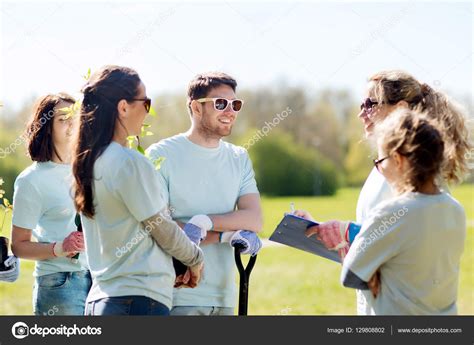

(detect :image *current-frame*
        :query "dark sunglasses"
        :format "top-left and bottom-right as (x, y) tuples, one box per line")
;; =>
(196, 98), (244, 112)
(360, 98), (383, 114)
(130, 97), (152, 113)
(373, 156), (390, 172)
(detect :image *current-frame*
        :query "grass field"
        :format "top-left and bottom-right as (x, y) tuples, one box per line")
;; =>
(1, 186), (472, 315)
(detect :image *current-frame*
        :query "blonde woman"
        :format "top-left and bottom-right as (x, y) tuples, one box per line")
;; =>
(295, 70), (470, 314)
(341, 109), (465, 314)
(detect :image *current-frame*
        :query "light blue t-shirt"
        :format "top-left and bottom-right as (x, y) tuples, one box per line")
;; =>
(81, 142), (175, 309)
(345, 191), (465, 315)
(146, 134), (259, 308)
(354, 168), (452, 314)
(12, 161), (87, 277)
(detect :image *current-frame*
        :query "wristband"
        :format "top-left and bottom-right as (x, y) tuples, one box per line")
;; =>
(347, 222), (361, 244)
(344, 223), (350, 242)
(53, 241), (65, 257)
(52, 241), (72, 258)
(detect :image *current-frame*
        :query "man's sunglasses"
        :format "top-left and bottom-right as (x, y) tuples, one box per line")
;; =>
(130, 97), (152, 113)
(196, 98), (244, 112)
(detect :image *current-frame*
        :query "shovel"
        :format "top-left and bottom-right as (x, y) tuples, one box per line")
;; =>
(234, 244), (257, 316)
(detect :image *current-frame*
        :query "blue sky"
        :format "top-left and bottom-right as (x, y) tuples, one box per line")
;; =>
(1, 1), (472, 111)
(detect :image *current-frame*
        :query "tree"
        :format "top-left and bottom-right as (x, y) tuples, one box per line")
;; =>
(343, 111), (373, 186)
(246, 130), (340, 196)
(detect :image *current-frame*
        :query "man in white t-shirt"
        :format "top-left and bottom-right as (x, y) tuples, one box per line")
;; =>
(147, 72), (263, 316)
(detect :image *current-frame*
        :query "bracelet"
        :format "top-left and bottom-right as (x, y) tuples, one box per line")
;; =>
(218, 232), (223, 243)
(344, 223), (350, 243)
(52, 242), (58, 257)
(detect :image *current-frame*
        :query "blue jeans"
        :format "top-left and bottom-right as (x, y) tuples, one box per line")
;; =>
(33, 270), (91, 316)
(170, 306), (234, 316)
(85, 296), (170, 316)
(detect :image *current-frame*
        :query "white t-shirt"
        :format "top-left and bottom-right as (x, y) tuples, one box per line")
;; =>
(81, 142), (174, 308)
(12, 161), (87, 277)
(355, 168), (393, 313)
(344, 191), (466, 315)
(356, 167), (393, 224)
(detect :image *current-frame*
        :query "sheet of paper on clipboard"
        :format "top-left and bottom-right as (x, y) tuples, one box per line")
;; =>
(269, 214), (341, 263)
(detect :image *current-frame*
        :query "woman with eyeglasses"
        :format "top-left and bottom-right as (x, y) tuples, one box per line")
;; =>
(343, 109), (465, 314)
(72, 65), (204, 315)
(11, 93), (92, 315)
(294, 70), (470, 314)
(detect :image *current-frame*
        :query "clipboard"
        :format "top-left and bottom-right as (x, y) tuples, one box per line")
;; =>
(269, 214), (341, 263)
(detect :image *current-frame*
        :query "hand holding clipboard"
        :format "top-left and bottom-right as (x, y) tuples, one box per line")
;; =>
(269, 213), (342, 263)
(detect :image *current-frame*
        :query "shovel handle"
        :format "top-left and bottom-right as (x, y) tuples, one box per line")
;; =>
(234, 244), (257, 315)
(234, 244), (257, 277)
(72, 214), (83, 262)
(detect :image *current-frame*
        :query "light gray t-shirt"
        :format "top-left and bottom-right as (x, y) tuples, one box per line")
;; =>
(82, 142), (175, 308)
(344, 191), (466, 315)
(12, 161), (87, 277)
(146, 134), (259, 308)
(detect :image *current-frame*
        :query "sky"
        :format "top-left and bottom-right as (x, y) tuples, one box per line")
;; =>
(0, 0), (472, 113)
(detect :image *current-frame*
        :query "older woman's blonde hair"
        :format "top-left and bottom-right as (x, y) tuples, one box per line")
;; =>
(369, 70), (471, 184)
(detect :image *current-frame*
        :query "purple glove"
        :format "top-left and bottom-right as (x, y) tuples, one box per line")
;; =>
(221, 230), (262, 256)
(183, 223), (202, 245)
(183, 215), (213, 245)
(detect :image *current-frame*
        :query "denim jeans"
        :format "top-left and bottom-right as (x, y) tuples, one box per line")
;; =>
(170, 306), (234, 316)
(33, 270), (92, 316)
(85, 296), (170, 316)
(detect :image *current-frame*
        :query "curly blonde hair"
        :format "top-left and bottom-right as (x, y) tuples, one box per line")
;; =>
(369, 70), (471, 184)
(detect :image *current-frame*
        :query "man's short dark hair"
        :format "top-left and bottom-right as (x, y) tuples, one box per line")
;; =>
(187, 72), (237, 115)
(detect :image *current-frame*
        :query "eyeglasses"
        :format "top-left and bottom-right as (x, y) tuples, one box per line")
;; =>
(360, 98), (383, 116)
(196, 98), (244, 112)
(373, 156), (390, 172)
(130, 97), (151, 113)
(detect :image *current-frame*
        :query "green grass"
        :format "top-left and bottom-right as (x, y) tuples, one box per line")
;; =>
(247, 245), (357, 315)
(1, 186), (473, 315)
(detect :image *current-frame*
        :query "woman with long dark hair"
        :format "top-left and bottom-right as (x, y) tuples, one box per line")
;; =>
(72, 65), (204, 315)
(11, 93), (91, 315)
